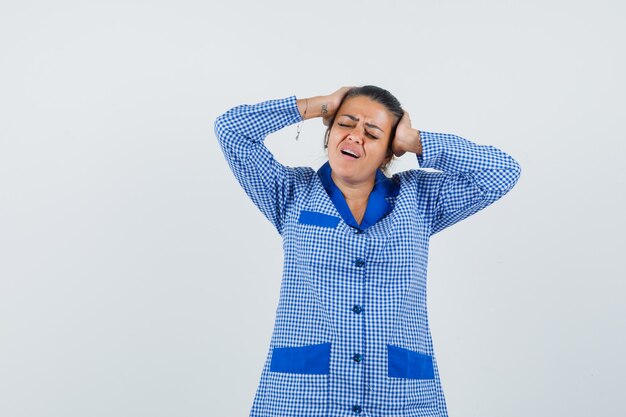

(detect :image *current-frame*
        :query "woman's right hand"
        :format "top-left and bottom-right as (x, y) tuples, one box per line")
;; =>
(297, 87), (354, 123)
(321, 87), (353, 126)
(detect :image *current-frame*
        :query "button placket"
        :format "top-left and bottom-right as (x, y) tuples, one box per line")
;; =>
(349, 226), (367, 416)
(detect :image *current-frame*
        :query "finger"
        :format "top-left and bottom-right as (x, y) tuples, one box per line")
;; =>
(391, 141), (404, 157)
(399, 111), (412, 127)
(335, 86), (355, 99)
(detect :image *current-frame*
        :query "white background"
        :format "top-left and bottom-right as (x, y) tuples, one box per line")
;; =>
(1, 1), (624, 416)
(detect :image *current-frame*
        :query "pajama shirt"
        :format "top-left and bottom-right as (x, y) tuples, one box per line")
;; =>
(214, 96), (521, 417)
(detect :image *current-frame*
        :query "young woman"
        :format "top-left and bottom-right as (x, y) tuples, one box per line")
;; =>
(214, 86), (521, 417)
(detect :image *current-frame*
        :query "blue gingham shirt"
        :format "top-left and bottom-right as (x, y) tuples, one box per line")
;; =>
(214, 96), (521, 417)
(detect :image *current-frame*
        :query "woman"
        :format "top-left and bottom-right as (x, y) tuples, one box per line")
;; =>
(214, 86), (521, 417)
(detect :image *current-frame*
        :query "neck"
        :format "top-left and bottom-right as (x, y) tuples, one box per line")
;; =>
(331, 172), (375, 204)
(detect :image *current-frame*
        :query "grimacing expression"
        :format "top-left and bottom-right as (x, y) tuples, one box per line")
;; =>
(327, 95), (396, 185)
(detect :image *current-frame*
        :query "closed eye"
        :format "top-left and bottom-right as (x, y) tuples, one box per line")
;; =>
(337, 123), (378, 139)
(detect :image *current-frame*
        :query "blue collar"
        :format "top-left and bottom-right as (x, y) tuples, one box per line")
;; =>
(316, 161), (399, 231)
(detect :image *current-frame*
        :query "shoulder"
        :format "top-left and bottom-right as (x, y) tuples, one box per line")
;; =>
(287, 165), (317, 182)
(391, 169), (448, 224)
(394, 168), (446, 189)
(393, 169), (449, 210)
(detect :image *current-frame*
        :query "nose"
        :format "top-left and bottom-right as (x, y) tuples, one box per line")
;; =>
(347, 127), (363, 144)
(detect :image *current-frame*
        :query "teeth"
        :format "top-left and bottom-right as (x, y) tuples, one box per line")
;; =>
(341, 149), (359, 158)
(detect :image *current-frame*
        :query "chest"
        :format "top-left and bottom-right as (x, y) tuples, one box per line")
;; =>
(282, 182), (430, 270)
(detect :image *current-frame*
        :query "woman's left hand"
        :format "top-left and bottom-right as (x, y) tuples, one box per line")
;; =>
(392, 111), (422, 157)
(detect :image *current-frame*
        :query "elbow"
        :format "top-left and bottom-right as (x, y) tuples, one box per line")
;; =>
(509, 157), (522, 189)
(494, 157), (521, 196)
(476, 157), (522, 195)
(214, 112), (238, 151)
(213, 113), (228, 141)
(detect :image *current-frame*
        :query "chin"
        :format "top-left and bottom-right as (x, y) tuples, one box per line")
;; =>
(332, 165), (370, 185)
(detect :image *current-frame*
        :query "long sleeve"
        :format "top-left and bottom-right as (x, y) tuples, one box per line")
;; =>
(214, 96), (304, 235)
(416, 131), (521, 236)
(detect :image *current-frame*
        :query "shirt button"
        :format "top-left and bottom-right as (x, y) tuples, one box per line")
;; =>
(354, 258), (365, 267)
(352, 405), (362, 413)
(352, 305), (363, 314)
(352, 353), (363, 362)
(355, 229), (364, 234)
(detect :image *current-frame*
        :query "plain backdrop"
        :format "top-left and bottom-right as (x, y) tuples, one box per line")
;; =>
(1, 1), (625, 416)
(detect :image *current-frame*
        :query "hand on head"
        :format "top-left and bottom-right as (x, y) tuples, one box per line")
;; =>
(299, 86), (421, 158)
(322, 87), (354, 126)
(392, 111), (422, 157)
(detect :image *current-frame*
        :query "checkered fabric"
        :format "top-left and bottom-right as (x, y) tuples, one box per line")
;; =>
(214, 96), (521, 417)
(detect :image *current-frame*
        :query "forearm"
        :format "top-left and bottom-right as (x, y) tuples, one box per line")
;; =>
(296, 96), (331, 120)
(418, 131), (521, 192)
(401, 128), (423, 156)
(215, 96), (301, 152)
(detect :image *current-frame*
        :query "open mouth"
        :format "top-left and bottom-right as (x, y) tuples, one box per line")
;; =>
(340, 149), (360, 159)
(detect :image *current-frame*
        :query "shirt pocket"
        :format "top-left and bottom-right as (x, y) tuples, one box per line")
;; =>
(264, 342), (330, 416)
(270, 342), (331, 374)
(294, 211), (345, 268)
(378, 344), (438, 411)
(298, 210), (340, 228)
(387, 344), (435, 379)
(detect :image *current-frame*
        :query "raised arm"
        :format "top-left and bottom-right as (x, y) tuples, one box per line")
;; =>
(214, 88), (352, 235)
(214, 96), (302, 235)
(393, 112), (522, 236)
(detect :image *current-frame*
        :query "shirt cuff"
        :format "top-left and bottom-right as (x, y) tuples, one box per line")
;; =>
(415, 131), (444, 169)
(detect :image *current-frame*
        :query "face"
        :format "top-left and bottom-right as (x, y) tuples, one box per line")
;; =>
(327, 95), (395, 186)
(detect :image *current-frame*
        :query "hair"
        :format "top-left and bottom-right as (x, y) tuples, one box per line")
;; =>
(324, 85), (404, 173)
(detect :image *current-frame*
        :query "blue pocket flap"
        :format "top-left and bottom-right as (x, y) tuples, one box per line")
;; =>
(270, 342), (331, 374)
(298, 211), (340, 228)
(387, 344), (435, 379)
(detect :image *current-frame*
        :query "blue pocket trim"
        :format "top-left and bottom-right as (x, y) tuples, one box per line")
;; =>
(387, 344), (435, 379)
(298, 211), (340, 228)
(270, 342), (331, 374)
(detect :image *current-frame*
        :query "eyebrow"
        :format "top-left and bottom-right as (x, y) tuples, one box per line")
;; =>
(339, 114), (385, 133)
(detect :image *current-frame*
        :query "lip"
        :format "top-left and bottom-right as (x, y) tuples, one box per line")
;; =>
(339, 143), (362, 159)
